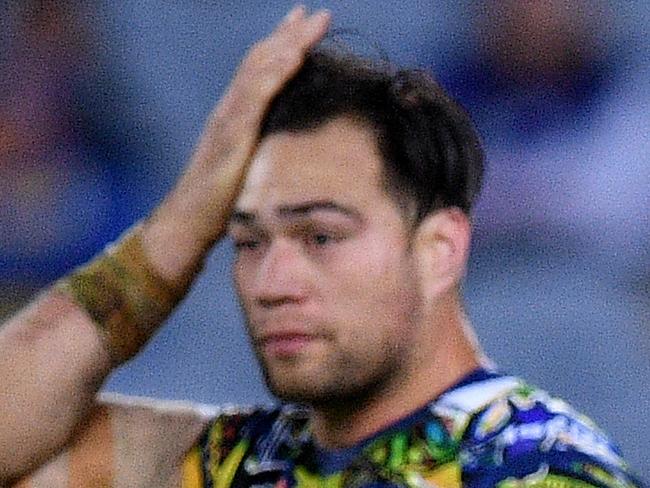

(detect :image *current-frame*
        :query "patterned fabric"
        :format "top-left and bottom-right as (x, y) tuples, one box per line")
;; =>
(183, 374), (644, 488)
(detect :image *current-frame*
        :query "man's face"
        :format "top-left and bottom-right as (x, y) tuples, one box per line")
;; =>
(230, 116), (423, 406)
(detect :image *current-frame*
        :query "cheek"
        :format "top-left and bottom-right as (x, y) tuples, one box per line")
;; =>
(332, 234), (410, 295)
(325, 234), (418, 327)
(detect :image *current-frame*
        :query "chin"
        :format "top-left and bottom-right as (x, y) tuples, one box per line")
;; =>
(263, 369), (385, 409)
(257, 348), (403, 407)
(264, 370), (318, 403)
(269, 384), (347, 408)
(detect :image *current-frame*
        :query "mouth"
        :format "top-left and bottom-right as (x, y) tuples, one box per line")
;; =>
(257, 331), (322, 358)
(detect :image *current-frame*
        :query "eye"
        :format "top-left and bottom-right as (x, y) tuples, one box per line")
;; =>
(306, 231), (341, 248)
(313, 233), (330, 245)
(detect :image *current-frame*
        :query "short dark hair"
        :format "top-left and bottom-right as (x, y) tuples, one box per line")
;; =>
(261, 47), (484, 221)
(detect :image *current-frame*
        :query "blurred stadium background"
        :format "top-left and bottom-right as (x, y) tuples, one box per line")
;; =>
(1, 0), (648, 476)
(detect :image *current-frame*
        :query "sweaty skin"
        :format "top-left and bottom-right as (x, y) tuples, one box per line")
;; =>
(0, 7), (331, 486)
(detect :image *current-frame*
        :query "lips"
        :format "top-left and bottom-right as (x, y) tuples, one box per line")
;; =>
(250, 311), (332, 357)
(258, 331), (319, 357)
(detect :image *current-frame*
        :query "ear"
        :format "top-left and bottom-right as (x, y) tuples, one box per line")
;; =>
(411, 207), (471, 301)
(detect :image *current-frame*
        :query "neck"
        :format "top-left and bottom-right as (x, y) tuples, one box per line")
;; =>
(310, 294), (484, 449)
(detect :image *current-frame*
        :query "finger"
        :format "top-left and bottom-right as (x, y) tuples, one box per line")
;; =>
(300, 9), (331, 48)
(245, 7), (327, 65)
(274, 9), (330, 52)
(214, 8), (331, 125)
(255, 10), (330, 91)
(276, 4), (307, 33)
(240, 8), (330, 85)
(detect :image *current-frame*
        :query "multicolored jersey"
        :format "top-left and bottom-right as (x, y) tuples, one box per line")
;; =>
(181, 371), (644, 487)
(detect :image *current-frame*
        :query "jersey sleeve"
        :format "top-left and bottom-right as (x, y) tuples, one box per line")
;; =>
(460, 386), (644, 488)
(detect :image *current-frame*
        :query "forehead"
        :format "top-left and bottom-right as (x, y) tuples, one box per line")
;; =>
(236, 117), (389, 216)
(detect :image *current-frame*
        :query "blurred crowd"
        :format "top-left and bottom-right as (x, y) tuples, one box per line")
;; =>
(0, 1), (165, 314)
(1, 0), (648, 474)
(434, 0), (649, 282)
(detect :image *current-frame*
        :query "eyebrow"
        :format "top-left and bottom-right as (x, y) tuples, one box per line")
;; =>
(229, 200), (362, 225)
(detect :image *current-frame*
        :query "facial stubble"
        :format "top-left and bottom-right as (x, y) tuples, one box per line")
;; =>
(244, 288), (423, 410)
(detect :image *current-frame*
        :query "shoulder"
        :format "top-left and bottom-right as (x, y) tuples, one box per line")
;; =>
(194, 403), (275, 457)
(12, 393), (221, 488)
(99, 392), (216, 468)
(94, 393), (219, 487)
(186, 404), (305, 488)
(440, 377), (643, 487)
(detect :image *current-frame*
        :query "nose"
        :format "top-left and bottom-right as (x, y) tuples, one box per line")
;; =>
(252, 238), (310, 308)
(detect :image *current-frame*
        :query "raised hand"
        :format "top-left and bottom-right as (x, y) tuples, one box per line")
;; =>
(144, 6), (331, 285)
(0, 7), (331, 484)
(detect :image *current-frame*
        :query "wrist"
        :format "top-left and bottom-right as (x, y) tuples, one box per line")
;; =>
(56, 222), (195, 364)
(142, 193), (221, 286)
